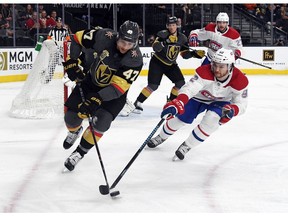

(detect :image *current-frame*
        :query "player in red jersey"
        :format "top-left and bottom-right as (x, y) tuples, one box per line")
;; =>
(189, 12), (243, 65)
(147, 48), (249, 160)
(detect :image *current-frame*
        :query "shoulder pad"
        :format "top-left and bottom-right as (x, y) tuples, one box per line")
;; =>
(196, 65), (214, 81)
(178, 33), (188, 43)
(121, 46), (143, 68)
(157, 30), (169, 39)
(228, 67), (249, 90)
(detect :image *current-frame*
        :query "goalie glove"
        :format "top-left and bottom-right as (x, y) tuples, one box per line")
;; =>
(219, 104), (237, 125)
(78, 93), (102, 117)
(63, 59), (86, 81)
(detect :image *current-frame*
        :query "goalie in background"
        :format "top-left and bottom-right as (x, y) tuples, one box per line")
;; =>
(147, 48), (249, 161)
(120, 16), (205, 116)
(62, 20), (143, 171)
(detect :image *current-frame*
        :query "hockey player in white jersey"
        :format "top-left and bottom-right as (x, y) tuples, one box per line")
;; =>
(189, 12), (243, 65)
(147, 48), (249, 160)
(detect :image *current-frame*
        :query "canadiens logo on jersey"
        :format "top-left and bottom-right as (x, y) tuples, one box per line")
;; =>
(166, 45), (180, 61)
(200, 90), (225, 101)
(208, 40), (222, 52)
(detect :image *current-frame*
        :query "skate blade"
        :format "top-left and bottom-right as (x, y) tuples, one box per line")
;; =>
(172, 155), (179, 161)
(132, 109), (142, 114)
(61, 167), (71, 173)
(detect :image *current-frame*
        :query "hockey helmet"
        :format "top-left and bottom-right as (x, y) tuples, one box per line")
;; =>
(212, 48), (235, 65)
(118, 20), (139, 44)
(216, 12), (229, 24)
(212, 48), (235, 74)
(167, 16), (178, 25)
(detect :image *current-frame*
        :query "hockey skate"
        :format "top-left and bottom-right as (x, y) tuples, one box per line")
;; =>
(63, 126), (83, 149)
(119, 99), (135, 117)
(147, 135), (166, 148)
(64, 151), (83, 171)
(173, 142), (191, 161)
(133, 100), (143, 114)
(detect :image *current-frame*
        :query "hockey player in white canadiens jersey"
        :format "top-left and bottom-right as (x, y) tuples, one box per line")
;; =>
(147, 48), (249, 160)
(189, 12), (243, 65)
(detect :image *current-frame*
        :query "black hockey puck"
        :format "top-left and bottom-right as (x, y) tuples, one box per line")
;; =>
(99, 185), (109, 195)
(110, 190), (120, 197)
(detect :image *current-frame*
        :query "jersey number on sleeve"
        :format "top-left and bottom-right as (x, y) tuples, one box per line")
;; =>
(123, 69), (140, 82)
(83, 29), (96, 41)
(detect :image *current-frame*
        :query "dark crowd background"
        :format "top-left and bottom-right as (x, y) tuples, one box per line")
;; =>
(0, 3), (287, 47)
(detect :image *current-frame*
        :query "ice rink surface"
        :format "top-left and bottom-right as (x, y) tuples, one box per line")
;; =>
(0, 75), (288, 213)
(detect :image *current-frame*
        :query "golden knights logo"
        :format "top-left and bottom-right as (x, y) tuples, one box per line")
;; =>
(166, 45), (180, 61)
(94, 50), (114, 87)
(95, 64), (113, 86)
(0, 52), (8, 70)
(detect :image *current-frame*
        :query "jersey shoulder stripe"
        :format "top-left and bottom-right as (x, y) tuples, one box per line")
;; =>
(226, 67), (249, 90)
(223, 27), (241, 40)
(205, 23), (216, 32)
(196, 65), (214, 81)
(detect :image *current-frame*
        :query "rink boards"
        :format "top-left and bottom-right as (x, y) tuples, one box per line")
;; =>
(0, 46), (287, 83)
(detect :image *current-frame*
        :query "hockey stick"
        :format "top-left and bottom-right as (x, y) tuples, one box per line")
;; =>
(77, 83), (117, 196)
(237, 56), (272, 69)
(108, 118), (165, 195)
(182, 43), (272, 69)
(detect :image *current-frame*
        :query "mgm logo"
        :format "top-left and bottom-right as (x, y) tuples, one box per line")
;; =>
(0, 52), (8, 70)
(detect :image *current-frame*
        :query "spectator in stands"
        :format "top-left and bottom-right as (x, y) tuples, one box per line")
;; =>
(264, 4), (282, 35)
(46, 10), (57, 29)
(1, 4), (13, 26)
(25, 11), (40, 37)
(255, 4), (266, 20)
(274, 35), (286, 46)
(25, 4), (34, 18)
(244, 4), (257, 15)
(146, 34), (155, 46)
(39, 10), (48, 33)
(180, 4), (193, 26)
(280, 4), (288, 20)
(0, 13), (9, 29)
(37, 4), (45, 15)
(275, 13), (288, 33)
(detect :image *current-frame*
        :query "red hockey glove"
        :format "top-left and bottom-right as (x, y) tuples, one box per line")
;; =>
(219, 104), (237, 124)
(161, 94), (189, 118)
(63, 59), (85, 81)
(234, 49), (241, 60)
(189, 34), (199, 47)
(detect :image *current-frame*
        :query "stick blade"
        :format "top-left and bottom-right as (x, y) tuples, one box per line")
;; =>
(99, 185), (110, 195)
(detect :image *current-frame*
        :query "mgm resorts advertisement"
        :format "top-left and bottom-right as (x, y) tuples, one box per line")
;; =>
(1, 46), (288, 82)
(0, 49), (36, 73)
